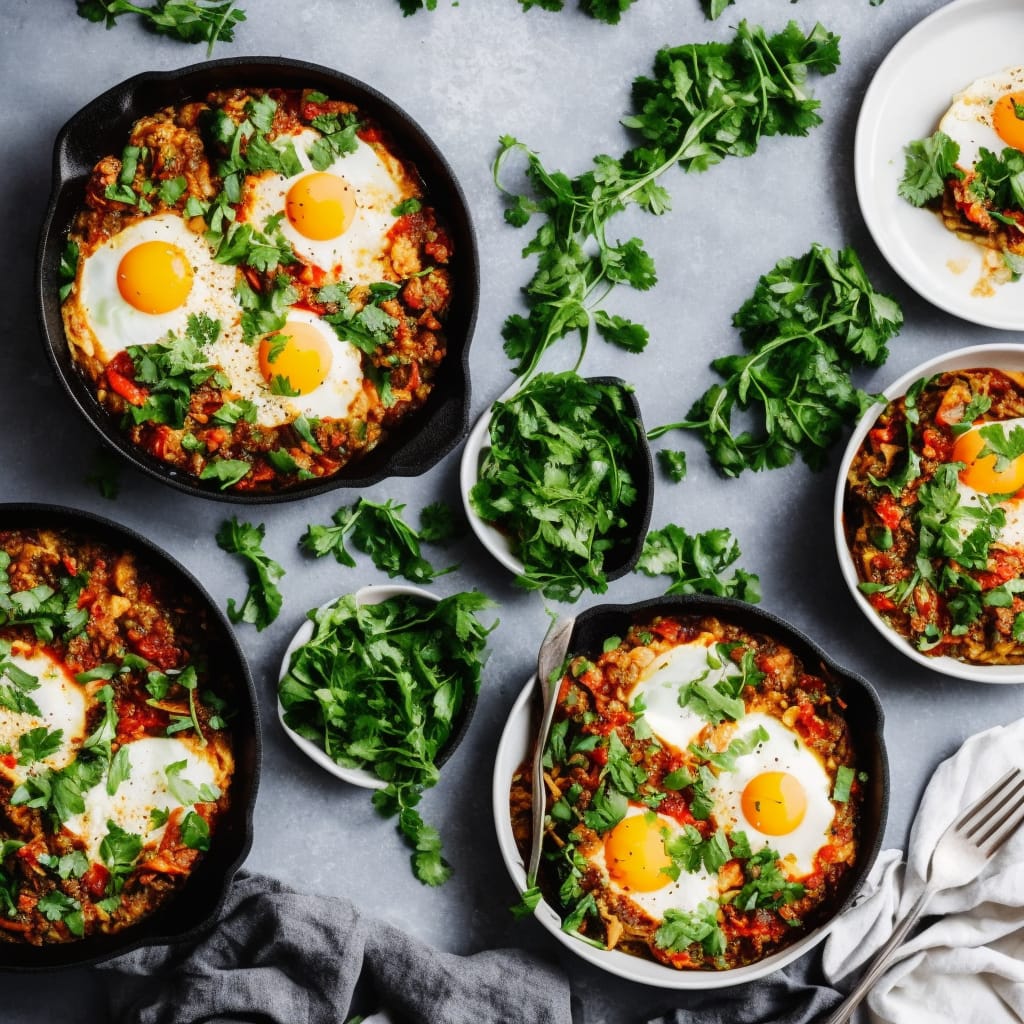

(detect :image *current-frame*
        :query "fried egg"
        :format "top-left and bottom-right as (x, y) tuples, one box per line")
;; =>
(64, 735), (224, 860)
(242, 128), (412, 284)
(709, 713), (835, 879)
(939, 66), (1024, 168)
(207, 307), (364, 427)
(629, 633), (739, 750)
(583, 804), (720, 919)
(0, 645), (87, 783)
(952, 416), (1024, 550)
(71, 213), (240, 364)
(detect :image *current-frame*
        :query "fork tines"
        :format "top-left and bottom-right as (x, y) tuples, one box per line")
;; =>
(958, 766), (1024, 856)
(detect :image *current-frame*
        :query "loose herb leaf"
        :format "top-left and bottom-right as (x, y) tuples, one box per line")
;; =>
(898, 131), (963, 207)
(653, 244), (902, 476)
(215, 518), (285, 630)
(75, 0), (246, 55)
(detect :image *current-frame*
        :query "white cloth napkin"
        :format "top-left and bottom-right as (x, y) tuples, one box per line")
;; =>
(822, 718), (1024, 1024)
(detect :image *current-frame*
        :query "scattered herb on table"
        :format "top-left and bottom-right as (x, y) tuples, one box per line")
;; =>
(635, 524), (761, 602)
(469, 372), (645, 603)
(301, 498), (456, 583)
(215, 518), (285, 630)
(278, 590), (497, 885)
(518, 0), (640, 23)
(85, 447), (122, 500)
(650, 244), (903, 477)
(75, 0), (246, 54)
(701, 0), (734, 18)
(494, 20), (841, 378)
(657, 449), (687, 483)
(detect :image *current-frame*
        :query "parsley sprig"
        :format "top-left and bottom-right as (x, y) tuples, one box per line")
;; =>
(215, 518), (285, 631)
(278, 591), (496, 885)
(76, 0), (245, 55)
(495, 21), (841, 377)
(652, 244), (903, 475)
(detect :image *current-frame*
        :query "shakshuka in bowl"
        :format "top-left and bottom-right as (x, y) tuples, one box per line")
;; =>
(492, 596), (888, 988)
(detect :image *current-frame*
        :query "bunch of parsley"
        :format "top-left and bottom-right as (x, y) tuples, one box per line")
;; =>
(469, 373), (644, 603)
(278, 590), (496, 885)
(652, 244), (903, 476)
(494, 20), (841, 377)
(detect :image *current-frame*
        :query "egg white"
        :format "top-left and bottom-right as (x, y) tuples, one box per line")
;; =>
(0, 646), (87, 784)
(709, 713), (835, 879)
(243, 128), (409, 285)
(629, 633), (738, 751)
(939, 65), (1024, 168)
(207, 307), (364, 428)
(64, 735), (221, 861)
(583, 804), (720, 920)
(73, 213), (241, 364)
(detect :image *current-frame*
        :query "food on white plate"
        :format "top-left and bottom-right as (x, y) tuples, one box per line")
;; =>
(0, 526), (236, 945)
(509, 615), (863, 970)
(842, 366), (1024, 665)
(898, 66), (1024, 284)
(60, 87), (454, 494)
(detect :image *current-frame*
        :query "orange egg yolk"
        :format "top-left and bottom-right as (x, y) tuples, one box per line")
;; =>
(741, 772), (807, 836)
(604, 814), (673, 892)
(952, 427), (1024, 494)
(285, 172), (357, 241)
(993, 92), (1024, 153)
(116, 240), (193, 314)
(258, 321), (333, 395)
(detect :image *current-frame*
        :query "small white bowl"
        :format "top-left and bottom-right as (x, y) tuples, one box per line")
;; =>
(492, 679), (845, 989)
(834, 343), (1024, 684)
(276, 583), (438, 788)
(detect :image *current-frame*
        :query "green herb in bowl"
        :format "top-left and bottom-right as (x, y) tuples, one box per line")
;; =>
(463, 372), (653, 603)
(277, 585), (496, 885)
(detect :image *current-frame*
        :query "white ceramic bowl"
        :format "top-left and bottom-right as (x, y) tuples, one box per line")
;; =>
(834, 343), (1024, 684)
(277, 583), (439, 788)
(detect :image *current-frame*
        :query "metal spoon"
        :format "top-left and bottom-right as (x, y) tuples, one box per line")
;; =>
(526, 616), (576, 885)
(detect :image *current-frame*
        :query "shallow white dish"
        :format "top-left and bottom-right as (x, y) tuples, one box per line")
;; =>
(459, 401), (525, 578)
(276, 583), (438, 788)
(492, 679), (843, 989)
(854, 0), (1024, 329)
(834, 343), (1024, 684)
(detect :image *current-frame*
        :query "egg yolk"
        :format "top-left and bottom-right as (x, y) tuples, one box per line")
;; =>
(952, 426), (1024, 494)
(741, 772), (807, 836)
(116, 240), (193, 314)
(285, 172), (357, 241)
(604, 814), (673, 892)
(993, 92), (1024, 153)
(258, 321), (333, 395)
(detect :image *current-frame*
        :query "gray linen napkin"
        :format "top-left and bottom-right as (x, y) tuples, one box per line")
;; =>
(99, 872), (574, 1024)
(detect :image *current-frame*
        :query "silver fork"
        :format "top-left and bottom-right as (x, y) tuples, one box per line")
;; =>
(822, 766), (1024, 1024)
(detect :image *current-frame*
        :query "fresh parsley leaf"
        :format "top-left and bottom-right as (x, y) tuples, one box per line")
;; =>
(657, 449), (687, 483)
(898, 131), (963, 207)
(301, 498), (456, 583)
(418, 501), (464, 545)
(85, 446), (122, 500)
(833, 764), (856, 803)
(653, 244), (902, 475)
(180, 809), (211, 851)
(99, 821), (143, 895)
(636, 524), (760, 602)
(215, 518), (284, 629)
(36, 890), (85, 937)
(16, 727), (64, 767)
(200, 458), (251, 490)
(76, 1), (246, 54)
(654, 902), (725, 957)
(701, 0), (734, 18)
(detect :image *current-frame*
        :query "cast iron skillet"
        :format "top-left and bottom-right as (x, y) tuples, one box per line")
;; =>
(36, 57), (479, 504)
(0, 503), (260, 970)
(568, 595), (889, 926)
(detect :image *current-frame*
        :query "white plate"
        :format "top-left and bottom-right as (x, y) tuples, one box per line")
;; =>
(491, 679), (840, 990)
(854, 0), (1024, 329)
(834, 343), (1024, 683)
(276, 583), (439, 788)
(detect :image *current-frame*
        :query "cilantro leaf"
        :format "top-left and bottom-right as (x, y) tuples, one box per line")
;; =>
(654, 902), (725, 957)
(75, 0), (246, 55)
(898, 131), (963, 207)
(215, 518), (285, 630)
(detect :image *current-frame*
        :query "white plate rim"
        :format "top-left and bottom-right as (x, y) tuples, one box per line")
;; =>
(834, 343), (1024, 684)
(854, 0), (1024, 330)
(491, 678), (838, 990)
(276, 583), (439, 788)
